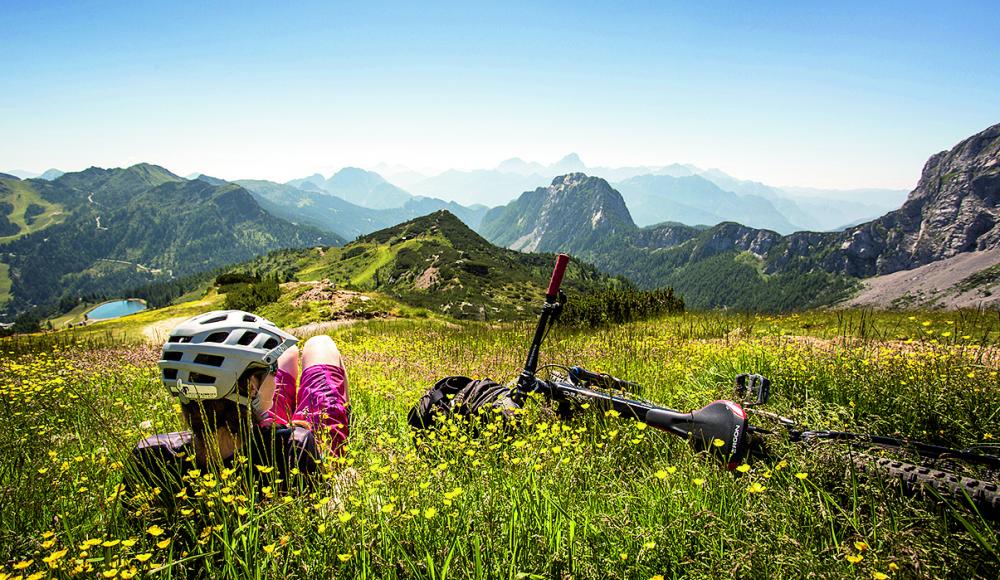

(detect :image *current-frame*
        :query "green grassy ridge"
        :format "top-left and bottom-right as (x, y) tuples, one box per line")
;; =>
(0, 178), (66, 243)
(233, 211), (623, 321)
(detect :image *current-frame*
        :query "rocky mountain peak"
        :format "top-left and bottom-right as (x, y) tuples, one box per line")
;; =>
(550, 172), (589, 189)
(479, 174), (635, 253)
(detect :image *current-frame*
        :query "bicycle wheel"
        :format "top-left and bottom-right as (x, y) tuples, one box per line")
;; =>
(853, 453), (1000, 517)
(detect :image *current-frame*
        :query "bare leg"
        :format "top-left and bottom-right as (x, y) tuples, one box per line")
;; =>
(301, 335), (348, 403)
(278, 344), (300, 378)
(270, 345), (300, 422)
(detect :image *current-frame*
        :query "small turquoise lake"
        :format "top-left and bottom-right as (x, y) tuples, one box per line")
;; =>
(86, 299), (147, 320)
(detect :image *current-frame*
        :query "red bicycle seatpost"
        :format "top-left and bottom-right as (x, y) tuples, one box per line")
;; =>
(517, 254), (571, 394)
(546, 254), (570, 302)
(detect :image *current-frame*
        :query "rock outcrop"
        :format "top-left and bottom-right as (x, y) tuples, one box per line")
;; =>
(797, 123), (1000, 277)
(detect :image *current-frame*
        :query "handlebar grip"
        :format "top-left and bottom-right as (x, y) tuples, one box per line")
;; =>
(546, 254), (570, 298)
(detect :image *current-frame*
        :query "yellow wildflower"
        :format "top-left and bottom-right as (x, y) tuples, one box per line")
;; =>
(146, 525), (164, 537)
(42, 547), (68, 567)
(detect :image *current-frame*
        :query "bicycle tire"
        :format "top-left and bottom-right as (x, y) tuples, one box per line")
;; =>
(854, 454), (1000, 517)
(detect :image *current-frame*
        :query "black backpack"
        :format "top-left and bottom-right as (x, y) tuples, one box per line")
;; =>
(408, 376), (521, 430)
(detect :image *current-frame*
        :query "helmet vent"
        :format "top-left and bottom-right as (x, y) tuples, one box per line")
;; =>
(162, 369), (178, 380)
(189, 372), (216, 384)
(163, 351), (183, 361)
(193, 354), (225, 367)
(236, 331), (258, 346)
(205, 331), (229, 343)
(263, 337), (279, 350)
(243, 314), (257, 322)
(202, 314), (228, 324)
(168, 335), (192, 343)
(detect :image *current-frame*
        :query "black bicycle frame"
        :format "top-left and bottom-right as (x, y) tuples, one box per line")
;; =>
(525, 376), (691, 438)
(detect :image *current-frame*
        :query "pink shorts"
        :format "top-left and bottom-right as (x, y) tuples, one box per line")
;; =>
(267, 364), (349, 454)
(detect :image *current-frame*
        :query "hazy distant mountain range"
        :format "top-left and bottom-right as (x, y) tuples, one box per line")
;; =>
(6, 169), (64, 181)
(365, 154), (907, 233)
(287, 167), (414, 210)
(9, 155), (909, 236)
(0, 145), (934, 321)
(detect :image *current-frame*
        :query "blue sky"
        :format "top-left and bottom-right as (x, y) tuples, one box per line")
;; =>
(2, 1), (997, 189)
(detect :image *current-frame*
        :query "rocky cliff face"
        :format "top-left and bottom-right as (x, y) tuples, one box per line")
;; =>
(772, 123), (1000, 277)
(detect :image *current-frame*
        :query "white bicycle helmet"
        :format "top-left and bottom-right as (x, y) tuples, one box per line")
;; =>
(158, 310), (298, 409)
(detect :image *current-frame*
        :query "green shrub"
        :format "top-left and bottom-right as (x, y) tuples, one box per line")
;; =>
(560, 287), (684, 327)
(223, 277), (281, 312)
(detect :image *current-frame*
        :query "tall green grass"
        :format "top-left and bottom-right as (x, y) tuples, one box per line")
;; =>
(1, 311), (998, 578)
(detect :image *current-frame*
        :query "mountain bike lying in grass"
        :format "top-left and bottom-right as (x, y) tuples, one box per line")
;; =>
(412, 253), (1000, 518)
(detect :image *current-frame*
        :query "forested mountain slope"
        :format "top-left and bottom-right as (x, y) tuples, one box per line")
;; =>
(0, 164), (336, 317)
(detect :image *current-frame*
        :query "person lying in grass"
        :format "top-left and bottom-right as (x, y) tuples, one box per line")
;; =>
(130, 310), (349, 489)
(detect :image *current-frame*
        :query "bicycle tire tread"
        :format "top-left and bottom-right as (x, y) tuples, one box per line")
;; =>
(854, 454), (1000, 515)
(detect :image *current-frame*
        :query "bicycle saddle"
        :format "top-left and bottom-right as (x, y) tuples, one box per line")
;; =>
(645, 400), (749, 465)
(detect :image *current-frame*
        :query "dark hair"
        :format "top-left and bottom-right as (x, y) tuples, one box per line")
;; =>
(181, 366), (268, 461)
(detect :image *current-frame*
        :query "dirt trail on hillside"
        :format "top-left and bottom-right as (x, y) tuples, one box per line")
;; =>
(288, 319), (362, 337)
(142, 316), (190, 343)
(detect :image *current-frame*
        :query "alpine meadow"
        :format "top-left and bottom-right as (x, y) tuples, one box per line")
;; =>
(2, 2), (1000, 579)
